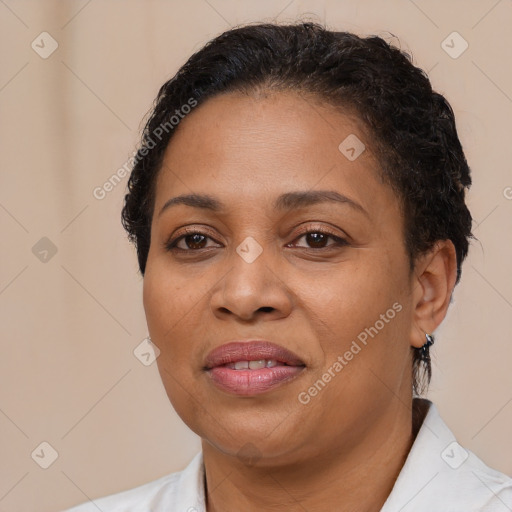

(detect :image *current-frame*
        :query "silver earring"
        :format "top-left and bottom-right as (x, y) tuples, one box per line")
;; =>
(420, 333), (434, 361)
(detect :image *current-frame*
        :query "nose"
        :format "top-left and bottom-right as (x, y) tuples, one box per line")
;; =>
(209, 244), (293, 322)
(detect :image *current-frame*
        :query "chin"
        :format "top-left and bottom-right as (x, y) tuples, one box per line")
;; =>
(202, 432), (307, 468)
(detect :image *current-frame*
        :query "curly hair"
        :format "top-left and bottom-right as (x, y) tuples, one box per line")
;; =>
(121, 22), (474, 396)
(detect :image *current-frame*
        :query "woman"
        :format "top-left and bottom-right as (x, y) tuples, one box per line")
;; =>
(65, 22), (512, 511)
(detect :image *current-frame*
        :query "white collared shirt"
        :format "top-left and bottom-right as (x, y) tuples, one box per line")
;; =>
(64, 400), (512, 511)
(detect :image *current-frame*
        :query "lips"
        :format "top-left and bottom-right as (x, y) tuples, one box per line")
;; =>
(204, 340), (306, 396)
(204, 340), (305, 369)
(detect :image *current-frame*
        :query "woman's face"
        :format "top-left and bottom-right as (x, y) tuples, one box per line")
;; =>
(143, 90), (419, 465)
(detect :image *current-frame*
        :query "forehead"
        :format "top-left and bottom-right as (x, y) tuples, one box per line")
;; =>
(154, 90), (395, 218)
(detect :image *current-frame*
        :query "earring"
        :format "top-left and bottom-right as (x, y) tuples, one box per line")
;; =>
(421, 333), (434, 361)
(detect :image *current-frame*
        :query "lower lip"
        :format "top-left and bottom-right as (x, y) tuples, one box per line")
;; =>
(206, 365), (305, 396)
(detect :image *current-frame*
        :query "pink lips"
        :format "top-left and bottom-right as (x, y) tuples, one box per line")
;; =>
(204, 340), (306, 396)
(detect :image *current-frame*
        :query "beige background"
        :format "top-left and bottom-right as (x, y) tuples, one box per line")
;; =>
(1, 1), (511, 511)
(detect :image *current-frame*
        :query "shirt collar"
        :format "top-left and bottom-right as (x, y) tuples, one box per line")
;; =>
(380, 397), (450, 511)
(174, 398), (510, 511)
(174, 450), (206, 511)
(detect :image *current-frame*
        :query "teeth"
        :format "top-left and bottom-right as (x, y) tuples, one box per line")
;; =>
(227, 360), (280, 370)
(248, 359), (266, 370)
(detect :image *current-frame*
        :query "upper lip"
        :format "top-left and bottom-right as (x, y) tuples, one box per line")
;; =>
(204, 340), (305, 369)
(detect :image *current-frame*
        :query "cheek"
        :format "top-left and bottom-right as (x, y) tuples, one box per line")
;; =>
(144, 272), (215, 438)
(310, 262), (397, 332)
(304, 252), (410, 375)
(143, 267), (205, 411)
(143, 258), (214, 372)
(143, 262), (189, 356)
(143, 252), (194, 326)
(143, 270), (176, 335)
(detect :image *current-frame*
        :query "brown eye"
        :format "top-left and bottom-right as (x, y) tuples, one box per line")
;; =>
(291, 229), (348, 250)
(181, 233), (208, 250)
(165, 228), (348, 253)
(165, 231), (219, 252)
(304, 232), (329, 248)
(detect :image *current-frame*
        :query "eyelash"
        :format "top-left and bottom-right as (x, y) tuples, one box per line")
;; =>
(164, 226), (348, 253)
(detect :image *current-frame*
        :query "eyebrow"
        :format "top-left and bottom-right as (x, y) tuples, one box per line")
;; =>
(158, 190), (369, 218)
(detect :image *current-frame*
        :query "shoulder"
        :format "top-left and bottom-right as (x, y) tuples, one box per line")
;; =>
(63, 472), (180, 512)
(62, 452), (205, 512)
(382, 399), (512, 512)
(430, 442), (512, 511)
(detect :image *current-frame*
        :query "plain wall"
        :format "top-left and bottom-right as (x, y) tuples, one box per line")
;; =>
(0, 1), (511, 511)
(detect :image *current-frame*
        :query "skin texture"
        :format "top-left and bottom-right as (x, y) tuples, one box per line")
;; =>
(143, 90), (457, 512)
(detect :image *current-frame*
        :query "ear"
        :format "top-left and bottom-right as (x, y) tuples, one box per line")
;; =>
(410, 240), (458, 349)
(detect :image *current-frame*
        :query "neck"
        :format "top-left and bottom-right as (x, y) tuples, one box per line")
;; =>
(202, 398), (426, 512)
